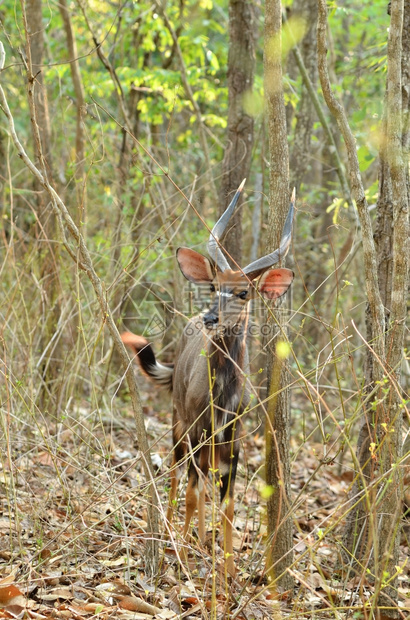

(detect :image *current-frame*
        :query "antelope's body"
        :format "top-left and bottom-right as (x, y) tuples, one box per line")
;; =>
(173, 316), (250, 448)
(173, 316), (249, 560)
(122, 181), (295, 575)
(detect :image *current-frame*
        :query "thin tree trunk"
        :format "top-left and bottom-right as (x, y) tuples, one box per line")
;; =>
(374, 0), (409, 612)
(24, 0), (62, 412)
(289, 0), (318, 193)
(263, 0), (293, 592)
(218, 0), (256, 265)
(307, 142), (340, 352)
(58, 0), (87, 227)
(25, 0), (53, 181)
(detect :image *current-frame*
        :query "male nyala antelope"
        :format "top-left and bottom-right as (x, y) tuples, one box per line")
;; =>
(122, 180), (295, 575)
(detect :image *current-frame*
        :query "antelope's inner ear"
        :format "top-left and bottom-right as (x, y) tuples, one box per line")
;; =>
(176, 247), (215, 283)
(258, 268), (294, 300)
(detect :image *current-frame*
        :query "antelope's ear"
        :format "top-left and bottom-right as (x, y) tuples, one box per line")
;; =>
(258, 268), (294, 300)
(176, 247), (215, 283)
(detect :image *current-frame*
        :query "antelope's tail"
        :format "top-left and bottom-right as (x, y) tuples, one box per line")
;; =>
(121, 332), (174, 391)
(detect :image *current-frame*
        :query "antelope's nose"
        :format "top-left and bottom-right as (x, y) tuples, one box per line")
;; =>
(203, 313), (218, 328)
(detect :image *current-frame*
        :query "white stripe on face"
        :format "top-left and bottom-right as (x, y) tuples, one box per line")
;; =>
(216, 291), (233, 298)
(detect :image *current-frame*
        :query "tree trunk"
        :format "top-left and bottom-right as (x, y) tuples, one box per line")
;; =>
(218, 0), (256, 265)
(263, 0), (294, 593)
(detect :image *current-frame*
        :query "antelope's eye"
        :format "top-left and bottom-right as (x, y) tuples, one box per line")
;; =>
(237, 290), (248, 300)
(210, 284), (215, 293)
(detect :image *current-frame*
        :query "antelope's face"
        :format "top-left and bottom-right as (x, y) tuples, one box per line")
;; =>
(176, 180), (295, 336)
(176, 248), (294, 334)
(203, 270), (252, 331)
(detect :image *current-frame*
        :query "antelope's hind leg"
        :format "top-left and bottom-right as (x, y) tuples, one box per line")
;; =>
(219, 442), (240, 576)
(166, 421), (186, 528)
(182, 447), (209, 544)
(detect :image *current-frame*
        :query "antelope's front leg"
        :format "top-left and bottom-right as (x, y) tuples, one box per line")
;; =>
(166, 449), (184, 528)
(197, 445), (210, 543)
(183, 459), (199, 540)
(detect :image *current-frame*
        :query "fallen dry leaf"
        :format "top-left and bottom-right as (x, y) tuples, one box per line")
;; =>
(0, 585), (23, 605)
(156, 610), (179, 619)
(118, 595), (160, 614)
(37, 587), (74, 602)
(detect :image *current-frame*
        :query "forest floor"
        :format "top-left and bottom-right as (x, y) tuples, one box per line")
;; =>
(0, 387), (409, 620)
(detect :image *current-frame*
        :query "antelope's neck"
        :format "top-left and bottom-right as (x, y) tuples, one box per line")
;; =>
(209, 327), (247, 375)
